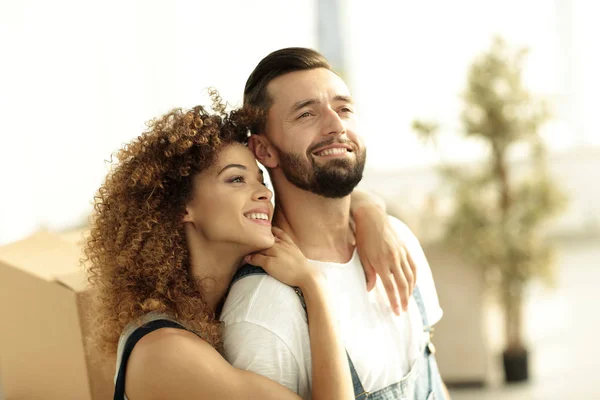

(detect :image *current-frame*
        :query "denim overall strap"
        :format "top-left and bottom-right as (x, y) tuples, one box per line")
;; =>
(230, 264), (308, 310)
(413, 286), (447, 400)
(412, 286), (429, 329)
(345, 286), (446, 400)
(114, 318), (192, 400)
(229, 263), (366, 398)
(413, 286), (437, 356)
(348, 354), (369, 399)
(412, 286), (435, 390)
(231, 263), (267, 284)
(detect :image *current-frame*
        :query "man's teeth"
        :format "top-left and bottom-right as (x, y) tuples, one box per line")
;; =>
(245, 213), (269, 220)
(316, 148), (348, 156)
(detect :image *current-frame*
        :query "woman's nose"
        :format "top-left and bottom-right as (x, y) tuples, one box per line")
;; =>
(254, 184), (273, 202)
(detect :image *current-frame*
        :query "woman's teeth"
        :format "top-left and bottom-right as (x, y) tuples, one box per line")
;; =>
(245, 213), (269, 220)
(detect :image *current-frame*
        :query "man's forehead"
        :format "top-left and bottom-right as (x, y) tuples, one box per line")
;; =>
(267, 68), (351, 106)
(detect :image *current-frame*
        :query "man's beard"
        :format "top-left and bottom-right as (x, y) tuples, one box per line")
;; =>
(276, 144), (366, 199)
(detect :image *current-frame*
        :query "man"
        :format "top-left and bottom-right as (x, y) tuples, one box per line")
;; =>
(220, 48), (449, 400)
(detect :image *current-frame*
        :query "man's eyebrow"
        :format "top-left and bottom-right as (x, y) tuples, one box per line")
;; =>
(291, 98), (320, 113)
(217, 164), (247, 175)
(291, 95), (354, 113)
(333, 95), (354, 104)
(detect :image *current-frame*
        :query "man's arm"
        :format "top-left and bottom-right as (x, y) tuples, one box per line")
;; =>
(350, 189), (387, 211)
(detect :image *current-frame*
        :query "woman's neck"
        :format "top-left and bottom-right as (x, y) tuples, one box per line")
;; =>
(185, 226), (246, 314)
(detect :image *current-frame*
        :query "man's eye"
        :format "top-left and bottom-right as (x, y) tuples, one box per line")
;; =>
(340, 107), (353, 113)
(298, 111), (312, 119)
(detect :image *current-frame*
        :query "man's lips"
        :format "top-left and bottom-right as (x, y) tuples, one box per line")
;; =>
(312, 144), (353, 156)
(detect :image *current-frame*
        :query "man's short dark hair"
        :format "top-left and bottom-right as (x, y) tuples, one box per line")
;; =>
(244, 47), (332, 113)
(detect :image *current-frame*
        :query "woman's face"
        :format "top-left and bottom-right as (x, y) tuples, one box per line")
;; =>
(184, 143), (275, 252)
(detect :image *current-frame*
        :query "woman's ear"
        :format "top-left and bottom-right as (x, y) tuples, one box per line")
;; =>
(248, 135), (278, 169)
(182, 206), (194, 223)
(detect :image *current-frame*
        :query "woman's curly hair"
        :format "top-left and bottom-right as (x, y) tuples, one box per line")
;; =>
(84, 92), (261, 356)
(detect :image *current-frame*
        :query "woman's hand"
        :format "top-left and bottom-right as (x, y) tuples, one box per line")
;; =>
(244, 227), (320, 289)
(351, 192), (417, 316)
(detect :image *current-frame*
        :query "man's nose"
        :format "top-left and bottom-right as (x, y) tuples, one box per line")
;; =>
(322, 107), (346, 136)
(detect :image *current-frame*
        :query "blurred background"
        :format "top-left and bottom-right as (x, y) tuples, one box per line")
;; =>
(0, 1), (598, 399)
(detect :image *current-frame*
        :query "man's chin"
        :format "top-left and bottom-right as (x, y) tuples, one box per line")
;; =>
(314, 154), (354, 164)
(313, 173), (363, 198)
(316, 160), (355, 174)
(317, 166), (359, 181)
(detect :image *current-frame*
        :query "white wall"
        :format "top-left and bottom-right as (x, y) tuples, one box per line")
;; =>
(2, 1), (598, 245)
(0, 0), (316, 245)
(345, 0), (600, 170)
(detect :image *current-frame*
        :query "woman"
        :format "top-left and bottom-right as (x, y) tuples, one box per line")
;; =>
(86, 97), (412, 400)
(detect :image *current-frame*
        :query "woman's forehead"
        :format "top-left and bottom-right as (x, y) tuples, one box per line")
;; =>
(217, 143), (255, 164)
(207, 143), (260, 176)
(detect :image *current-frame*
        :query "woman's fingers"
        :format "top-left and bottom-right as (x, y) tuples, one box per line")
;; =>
(244, 253), (272, 269)
(392, 261), (410, 312)
(271, 226), (293, 244)
(364, 262), (377, 292)
(399, 248), (414, 299)
(379, 268), (401, 316)
(406, 249), (417, 290)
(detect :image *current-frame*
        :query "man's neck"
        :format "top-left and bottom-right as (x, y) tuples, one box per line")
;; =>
(272, 179), (355, 263)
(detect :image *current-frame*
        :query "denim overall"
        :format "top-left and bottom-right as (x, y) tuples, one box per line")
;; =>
(230, 264), (447, 400)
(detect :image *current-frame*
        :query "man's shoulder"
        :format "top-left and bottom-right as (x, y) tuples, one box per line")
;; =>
(386, 216), (444, 325)
(386, 215), (419, 242)
(220, 272), (307, 327)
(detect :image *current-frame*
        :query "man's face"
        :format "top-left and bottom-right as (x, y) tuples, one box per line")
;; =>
(264, 68), (366, 198)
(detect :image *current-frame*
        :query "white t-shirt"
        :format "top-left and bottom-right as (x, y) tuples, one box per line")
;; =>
(220, 216), (443, 400)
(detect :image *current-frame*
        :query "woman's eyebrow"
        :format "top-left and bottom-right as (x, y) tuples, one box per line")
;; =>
(217, 164), (247, 176)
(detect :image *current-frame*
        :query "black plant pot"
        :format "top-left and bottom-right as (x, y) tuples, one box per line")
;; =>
(502, 348), (529, 383)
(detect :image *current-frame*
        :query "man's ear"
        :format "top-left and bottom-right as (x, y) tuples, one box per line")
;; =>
(248, 135), (278, 169)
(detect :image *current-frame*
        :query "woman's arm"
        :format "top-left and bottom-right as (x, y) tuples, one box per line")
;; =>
(124, 327), (303, 400)
(246, 227), (354, 400)
(301, 275), (354, 400)
(125, 227), (353, 400)
(350, 190), (417, 315)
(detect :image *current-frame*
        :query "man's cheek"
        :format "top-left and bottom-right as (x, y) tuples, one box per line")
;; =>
(350, 134), (365, 149)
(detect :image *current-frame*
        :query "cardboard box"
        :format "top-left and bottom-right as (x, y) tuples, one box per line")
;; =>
(422, 242), (491, 386)
(0, 230), (113, 400)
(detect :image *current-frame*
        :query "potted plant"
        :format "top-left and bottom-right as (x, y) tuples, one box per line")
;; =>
(413, 37), (566, 383)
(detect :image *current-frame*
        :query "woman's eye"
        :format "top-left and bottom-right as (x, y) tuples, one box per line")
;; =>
(340, 107), (353, 113)
(229, 175), (245, 183)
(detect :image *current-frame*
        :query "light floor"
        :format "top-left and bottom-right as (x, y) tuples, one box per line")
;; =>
(449, 238), (600, 400)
